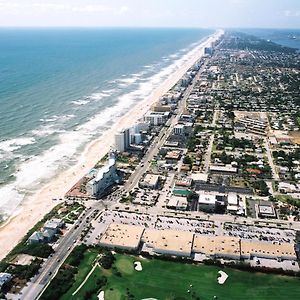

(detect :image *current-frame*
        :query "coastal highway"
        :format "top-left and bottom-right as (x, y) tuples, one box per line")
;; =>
(19, 203), (105, 300)
(19, 51), (211, 300)
(124, 58), (210, 193)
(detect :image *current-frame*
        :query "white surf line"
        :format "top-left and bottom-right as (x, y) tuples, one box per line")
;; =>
(72, 262), (100, 296)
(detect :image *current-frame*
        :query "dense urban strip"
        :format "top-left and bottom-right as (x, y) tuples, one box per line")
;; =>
(1, 31), (300, 300)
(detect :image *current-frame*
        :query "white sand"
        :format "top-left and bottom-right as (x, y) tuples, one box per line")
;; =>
(98, 291), (105, 300)
(217, 270), (228, 284)
(0, 30), (223, 260)
(134, 261), (143, 271)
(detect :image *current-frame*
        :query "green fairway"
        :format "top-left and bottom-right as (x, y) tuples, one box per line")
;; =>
(103, 254), (300, 300)
(53, 251), (300, 300)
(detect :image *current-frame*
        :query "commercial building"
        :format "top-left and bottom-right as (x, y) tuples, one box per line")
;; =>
(193, 235), (241, 260)
(142, 229), (194, 257)
(226, 193), (239, 214)
(86, 152), (119, 197)
(139, 174), (160, 189)
(144, 111), (170, 126)
(173, 124), (185, 135)
(165, 150), (181, 163)
(166, 196), (188, 211)
(209, 164), (238, 174)
(256, 201), (276, 218)
(97, 222), (297, 264)
(240, 240), (297, 261)
(190, 173), (208, 184)
(198, 193), (216, 212)
(236, 116), (268, 136)
(99, 223), (145, 251)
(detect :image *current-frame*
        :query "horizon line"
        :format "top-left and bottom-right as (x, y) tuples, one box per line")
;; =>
(0, 25), (299, 30)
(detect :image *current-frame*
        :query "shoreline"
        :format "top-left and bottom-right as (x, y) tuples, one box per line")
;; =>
(0, 30), (222, 260)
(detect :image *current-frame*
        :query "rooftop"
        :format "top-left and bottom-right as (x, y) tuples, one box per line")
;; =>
(142, 174), (160, 187)
(193, 235), (241, 258)
(142, 228), (194, 256)
(99, 223), (145, 250)
(198, 193), (216, 205)
(241, 240), (296, 260)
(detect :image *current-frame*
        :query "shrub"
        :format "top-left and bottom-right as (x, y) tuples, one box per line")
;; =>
(40, 266), (76, 300)
(66, 244), (88, 266)
(99, 251), (115, 269)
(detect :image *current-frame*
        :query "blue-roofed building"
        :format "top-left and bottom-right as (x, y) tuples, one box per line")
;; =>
(28, 231), (45, 244)
(0, 273), (12, 289)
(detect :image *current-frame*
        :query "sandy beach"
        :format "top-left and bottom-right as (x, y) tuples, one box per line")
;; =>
(0, 30), (222, 260)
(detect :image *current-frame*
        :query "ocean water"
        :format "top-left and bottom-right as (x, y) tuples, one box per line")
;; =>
(0, 28), (213, 217)
(237, 28), (300, 51)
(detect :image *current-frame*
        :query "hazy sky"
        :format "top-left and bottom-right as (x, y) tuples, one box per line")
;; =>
(0, 0), (299, 28)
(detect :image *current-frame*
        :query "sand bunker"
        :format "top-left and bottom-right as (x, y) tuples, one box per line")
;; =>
(98, 291), (104, 300)
(134, 261), (143, 271)
(217, 270), (228, 284)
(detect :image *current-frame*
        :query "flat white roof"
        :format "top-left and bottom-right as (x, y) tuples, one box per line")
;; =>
(209, 165), (237, 173)
(99, 223), (145, 250)
(198, 193), (216, 205)
(143, 174), (160, 186)
(190, 173), (208, 182)
(143, 229), (194, 256)
(227, 205), (238, 211)
(258, 205), (274, 215)
(227, 194), (238, 205)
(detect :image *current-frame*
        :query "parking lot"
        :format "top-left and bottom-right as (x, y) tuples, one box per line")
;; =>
(155, 215), (215, 235)
(223, 222), (295, 243)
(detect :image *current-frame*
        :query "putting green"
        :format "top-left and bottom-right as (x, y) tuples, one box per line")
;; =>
(115, 257), (135, 275)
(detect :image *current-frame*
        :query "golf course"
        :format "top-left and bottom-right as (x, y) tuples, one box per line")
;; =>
(44, 248), (300, 300)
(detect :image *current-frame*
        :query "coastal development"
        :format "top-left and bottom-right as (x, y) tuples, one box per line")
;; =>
(1, 30), (300, 300)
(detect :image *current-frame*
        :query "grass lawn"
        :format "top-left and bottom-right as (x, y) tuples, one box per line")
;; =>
(56, 252), (300, 300)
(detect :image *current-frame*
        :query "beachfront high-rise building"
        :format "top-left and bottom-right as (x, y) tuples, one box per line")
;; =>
(204, 47), (214, 55)
(86, 152), (119, 197)
(144, 111), (170, 126)
(115, 128), (130, 152)
(115, 132), (125, 152)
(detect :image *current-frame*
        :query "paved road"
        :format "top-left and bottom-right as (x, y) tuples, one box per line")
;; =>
(19, 202), (107, 300)
(203, 134), (215, 173)
(264, 137), (280, 180)
(202, 110), (218, 173)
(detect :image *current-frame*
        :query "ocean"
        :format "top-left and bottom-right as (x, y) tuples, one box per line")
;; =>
(0, 28), (213, 218)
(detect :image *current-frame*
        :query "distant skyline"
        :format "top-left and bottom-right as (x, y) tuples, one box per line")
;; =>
(0, 0), (299, 29)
